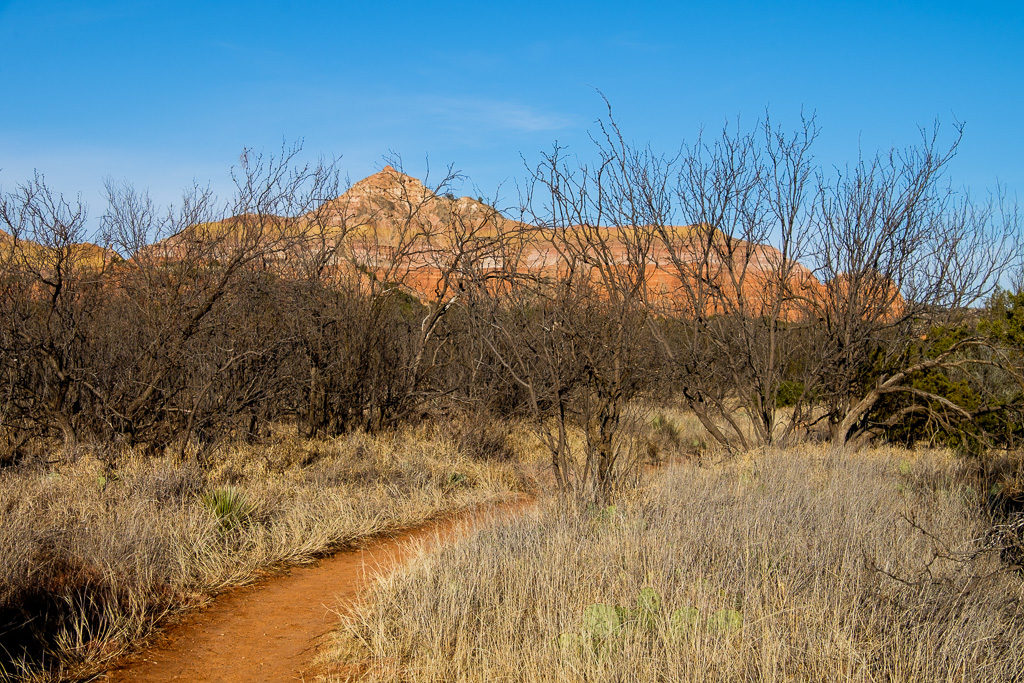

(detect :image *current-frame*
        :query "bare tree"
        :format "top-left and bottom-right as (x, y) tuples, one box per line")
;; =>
(651, 115), (820, 450)
(0, 174), (113, 451)
(809, 125), (1019, 447)
(467, 111), (664, 501)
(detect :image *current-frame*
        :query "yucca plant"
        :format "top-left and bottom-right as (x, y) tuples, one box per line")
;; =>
(202, 486), (255, 531)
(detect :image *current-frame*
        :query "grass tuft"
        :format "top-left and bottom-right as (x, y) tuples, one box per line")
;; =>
(202, 486), (255, 530)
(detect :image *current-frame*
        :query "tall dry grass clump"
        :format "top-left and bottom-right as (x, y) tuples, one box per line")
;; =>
(0, 423), (529, 681)
(332, 446), (1024, 681)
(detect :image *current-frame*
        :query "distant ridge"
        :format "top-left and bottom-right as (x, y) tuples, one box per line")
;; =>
(6, 167), (901, 319)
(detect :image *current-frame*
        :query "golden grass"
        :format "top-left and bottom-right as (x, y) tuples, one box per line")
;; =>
(0, 422), (530, 681)
(328, 444), (1024, 681)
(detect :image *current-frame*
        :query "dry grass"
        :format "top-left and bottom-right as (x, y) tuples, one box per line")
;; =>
(0, 422), (530, 681)
(329, 444), (1024, 681)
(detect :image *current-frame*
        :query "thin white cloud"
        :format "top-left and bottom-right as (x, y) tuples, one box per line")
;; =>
(418, 96), (574, 133)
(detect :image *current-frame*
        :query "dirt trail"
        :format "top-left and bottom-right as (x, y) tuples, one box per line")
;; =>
(105, 498), (528, 683)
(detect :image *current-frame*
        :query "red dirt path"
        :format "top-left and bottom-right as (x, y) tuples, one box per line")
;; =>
(104, 498), (528, 682)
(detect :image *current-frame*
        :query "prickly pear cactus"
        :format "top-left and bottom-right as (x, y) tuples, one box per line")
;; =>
(669, 606), (700, 636)
(708, 608), (743, 631)
(554, 630), (583, 653)
(582, 603), (622, 639)
(637, 586), (661, 612)
(635, 587), (662, 630)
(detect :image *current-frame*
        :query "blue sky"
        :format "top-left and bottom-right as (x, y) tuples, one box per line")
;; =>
(1, 0), (1021, 218)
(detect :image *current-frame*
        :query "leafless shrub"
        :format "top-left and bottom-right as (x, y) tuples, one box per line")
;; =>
(451, 416), (516, 463)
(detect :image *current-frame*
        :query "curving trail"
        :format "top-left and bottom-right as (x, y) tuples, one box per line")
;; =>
(104, 498), (529, 683)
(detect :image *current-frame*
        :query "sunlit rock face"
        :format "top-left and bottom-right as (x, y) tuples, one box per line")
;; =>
(293, 167), (833, 317)
(16, 167), (896, 320)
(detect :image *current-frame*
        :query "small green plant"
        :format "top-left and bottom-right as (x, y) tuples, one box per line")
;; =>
(708, 608), (743, 632)
(651, 413), (679, 440)
(582, 603), (622, 639)
(635, 586), (661, 629)
(648, 413), (682, 462)
(587, 503), (620, 523)
(445, 471), (469, 488)
(203, 486), (254, 530)
(774, 380), (808, 407)
(669, 606), (700, 636)
(554, 603), (626, 657)
(637, 586), (661, 613)
(554, 630), (582, 653)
